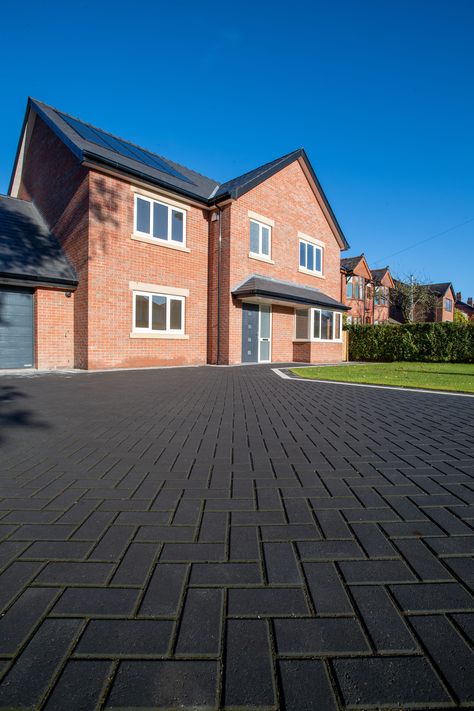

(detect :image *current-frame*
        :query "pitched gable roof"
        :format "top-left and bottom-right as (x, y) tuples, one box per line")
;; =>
(370, 267), (389, 281)
(0, 195), (77, 287)
(424, 282), (454, 297)
(370, 266), (395, 289)
(10, 99), (349, 249)
(341, 255), (363, 272)
(340, 254), (372, 280)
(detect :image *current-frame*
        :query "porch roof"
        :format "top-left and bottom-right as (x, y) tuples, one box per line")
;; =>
(232, 275), (349, 310)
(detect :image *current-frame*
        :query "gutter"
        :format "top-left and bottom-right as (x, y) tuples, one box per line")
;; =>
(0, 273), (78, 290)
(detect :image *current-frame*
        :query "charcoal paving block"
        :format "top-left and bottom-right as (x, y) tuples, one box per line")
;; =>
(76, 619), (173, 656)
(275, 618), (370, 655)
(333, 656), (451, 707)
(106, 660), (218, 708)
(390, 582), (473, 612)
(53, 587), (138, 616)
(223, 620), (275, 707)
(175, 588), (222, 655)
(279, 659), (338, 711)
(228, 587), (309, 616)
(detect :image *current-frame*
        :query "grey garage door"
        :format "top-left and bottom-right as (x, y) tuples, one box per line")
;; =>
(0, 288), (34, 368)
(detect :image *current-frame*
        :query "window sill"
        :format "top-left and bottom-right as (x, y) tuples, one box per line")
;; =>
(249, 253), (275, 265)
(298, 267), (325, 279)
(131, 234), (190, 252)
(130, 332), (189, 339)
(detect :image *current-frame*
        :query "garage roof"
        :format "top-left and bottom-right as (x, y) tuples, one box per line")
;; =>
(0, 195), (78, 288)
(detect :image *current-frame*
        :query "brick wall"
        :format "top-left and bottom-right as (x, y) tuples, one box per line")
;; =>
(213, 160), (344, 364)
(35, 288), (74, 369)
(18, 116), (89, 367)
(293, 340), (343, 363)
(86, 171), (209, 368)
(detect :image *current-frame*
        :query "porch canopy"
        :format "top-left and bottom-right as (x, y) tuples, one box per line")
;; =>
(232, 275), (349, 311)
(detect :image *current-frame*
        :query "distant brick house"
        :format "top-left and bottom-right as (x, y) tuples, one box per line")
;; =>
(389, 281), (456, 323)
(340, 255), (394, 324)
(0, 98), (350, 369)
(422, 283), (456, 322)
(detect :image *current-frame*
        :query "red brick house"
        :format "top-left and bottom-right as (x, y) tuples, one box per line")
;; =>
(1, 98), (349, 369)
(370, 266), (395, 324)
(422, 283), (456, 322)
(340, 257), (395, 325)
(340, 255), (372, 324)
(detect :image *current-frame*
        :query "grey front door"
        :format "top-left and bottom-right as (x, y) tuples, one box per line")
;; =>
(0, 288), (34, 369)
(242, 302), (259, 363)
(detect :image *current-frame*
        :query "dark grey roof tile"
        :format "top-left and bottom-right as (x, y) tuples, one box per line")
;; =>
(0, 195), (77, 286)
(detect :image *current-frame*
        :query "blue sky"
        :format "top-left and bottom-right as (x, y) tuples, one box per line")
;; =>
(1, 0), (473, 296)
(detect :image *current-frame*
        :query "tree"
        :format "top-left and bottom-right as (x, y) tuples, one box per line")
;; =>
(454, 308), (468, 323)
(392, 274), (438, 323)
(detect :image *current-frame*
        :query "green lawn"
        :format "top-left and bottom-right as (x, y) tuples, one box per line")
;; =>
(290, 362), (474, 393)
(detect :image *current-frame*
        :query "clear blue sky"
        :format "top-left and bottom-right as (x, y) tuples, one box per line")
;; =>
(1, 0), (473, 296)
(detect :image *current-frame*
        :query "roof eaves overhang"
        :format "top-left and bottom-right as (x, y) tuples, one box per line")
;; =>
(82, 153), (212, 209)
(0, 272), (78, 290)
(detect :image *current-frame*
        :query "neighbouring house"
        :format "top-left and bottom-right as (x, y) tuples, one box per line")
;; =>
(369, 266), (395, 324)
(1, 98), (349, 370)
(420, 283), (456, 322)
(340, 256), (394, 324)
(455, 292), (474, 322)
(340, 254), (372, 324)
(389, 280), (456, 323)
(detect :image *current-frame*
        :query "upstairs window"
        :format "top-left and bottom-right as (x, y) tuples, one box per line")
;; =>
(299, 240), (323, 276)
(135, 195), (186, 245)
(445, 297), (453, 312)
(346, 275), (364, 300)
(374, 286), (389, 305)
(133, 291), (184, 334)
(249, 219), (271, 258)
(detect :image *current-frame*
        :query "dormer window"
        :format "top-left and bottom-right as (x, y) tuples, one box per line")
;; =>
(135, 195), (186, 246)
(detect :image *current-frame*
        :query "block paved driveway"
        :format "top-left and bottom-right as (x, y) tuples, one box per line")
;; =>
(0, 365), (473, 710)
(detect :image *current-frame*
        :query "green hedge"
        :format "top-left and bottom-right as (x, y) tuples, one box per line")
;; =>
(346, 322), (474, 363)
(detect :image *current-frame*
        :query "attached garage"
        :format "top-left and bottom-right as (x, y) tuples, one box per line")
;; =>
(0, 195), (77, 370)
(0, 287), (34, 368)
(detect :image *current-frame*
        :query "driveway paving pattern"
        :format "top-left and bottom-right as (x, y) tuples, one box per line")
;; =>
(0, 365), (473, 709)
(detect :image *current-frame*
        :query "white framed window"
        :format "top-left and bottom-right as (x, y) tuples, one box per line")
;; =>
(445, 297), (453, 312)
(249, 219), (271, 258)
(133, 291), (185, 334)
(299, 239), (323, 276)
(134, 194), (186, 245)
(294, 307), (342, 341)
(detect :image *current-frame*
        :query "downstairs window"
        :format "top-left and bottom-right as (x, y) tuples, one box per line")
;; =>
(133, 291), (184, 334)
